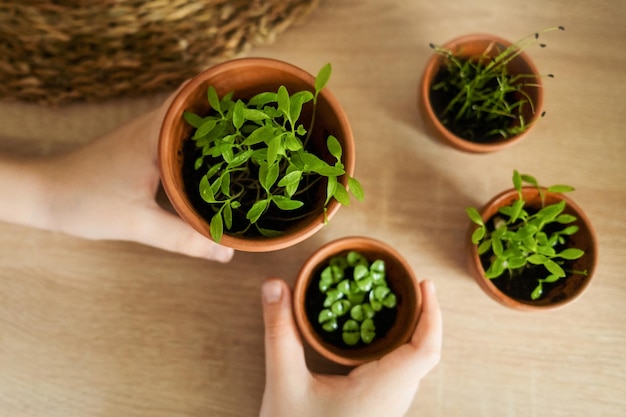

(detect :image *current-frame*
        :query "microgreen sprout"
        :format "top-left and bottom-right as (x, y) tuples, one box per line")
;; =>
(316, 251), (397, 346)
(183, 64), (364, 243)
(429, 26), (564, 142)
(466, 170), (587, 300)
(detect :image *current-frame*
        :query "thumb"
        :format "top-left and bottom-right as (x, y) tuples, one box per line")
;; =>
(127, 206), (234, 262)
(261, 279), (310, 389)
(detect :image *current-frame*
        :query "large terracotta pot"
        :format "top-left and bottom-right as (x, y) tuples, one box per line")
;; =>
(158, 58), (355, 252)
(420, 34), (544, 153)
(467, 187), (598, 310)
(293, 236), (422, 366)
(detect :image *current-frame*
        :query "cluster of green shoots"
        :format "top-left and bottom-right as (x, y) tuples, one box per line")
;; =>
(430, 26), (564, 142)
(466, 170), (586, 300)
(183, 64), (364, 243)
(317, 251), (397, 346)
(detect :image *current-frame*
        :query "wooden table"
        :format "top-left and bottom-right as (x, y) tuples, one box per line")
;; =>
(1, 0), (625, 416)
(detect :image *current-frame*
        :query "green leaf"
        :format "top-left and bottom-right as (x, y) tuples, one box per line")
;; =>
(300, 152), (344, 176)
(223, 202), (232, 230)
(272, 195), (304, 210)
(537, 200), (566, 223)
(210, 212), (223, 243)
(322, 264), (344, 284)
(322, 318), (338, 333)
(350, 304), (365, 322)
(520, 173), (539, 188)
(556, 214), (577, 224)
(256, 226), (283, 237)
(289, 90), (313, 123)
(277, 85), (290, 117)
(347, 251), (368, 267)
(370, 259), (385, 274)
(560, 225), (579, 235)
(342, 319), (360, 346)
(528, 254), (547, 265)
(242, 125), (276, 146)
(232, 100), (245, 130)
(348, 177), (365, 202)
(507, 256), (527, 270)
(530, 283), (543, 300)
(199, 175), (216, 203)
(228, 149), (253, 168)
(331, 300), (351, 317)
(327, 135), (342, 161)
(477, 239), (491, 255)
(382, 293), (397, 309)
(315, 63), (332, 93)
(544, 260), (566, 277)
(318, 309), (335, 324)
(466, 207), (484, 226)
(485, 257), (506, 278)
(193, 119), (218, 139)
(277, 170), (302, 188)
(332, 182), (351, 206)
(242, 108), (270, 122)
(557, 248), (584, 260)
(509, 199), (526, 222)
(183, 111), (204, 128)
(360, 318), (376, 344)
(517, 224), (538, 239)
(207, 86), (222, 114)
(543, 274), (561, 283)
(248, 92), (277, 107)
(513, 169), (522, 192)
(491, 237), (503, 256)
(325, 175), (338, 205)
(548, 185), (575, 193)
(471, 226), (486, 244)
(267, 136), (281, 166)
(265, 163), (280, 191)
(246, 199), (269, 223)
(284, 133), (303, 151)
(324, 289), (344, 308)
(194, 156), (204, 171)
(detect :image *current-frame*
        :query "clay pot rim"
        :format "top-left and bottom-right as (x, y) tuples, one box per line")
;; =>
(467, 187), (598, 310)
(293, 236), (422, 366)
(420, 33), (544, 153)
(158, 57), (355, 252)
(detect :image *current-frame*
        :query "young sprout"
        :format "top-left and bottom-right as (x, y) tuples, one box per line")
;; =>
(183, 64), (364, 243)
(316, 251), (398, 346)
(466, 169), (587, 300)
(429, 26), (564, 142)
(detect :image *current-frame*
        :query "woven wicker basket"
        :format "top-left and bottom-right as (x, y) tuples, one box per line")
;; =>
(0, 0), (319, 105)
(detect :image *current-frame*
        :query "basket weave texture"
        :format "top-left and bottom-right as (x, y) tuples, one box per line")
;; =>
(0, 0), (319, 105)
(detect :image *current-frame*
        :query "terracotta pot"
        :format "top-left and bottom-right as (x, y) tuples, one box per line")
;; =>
(419, 34), (544, 153)
(467, 187), (598, 310)
(158, 58), (355, 252)
(293, 236), (422, 366)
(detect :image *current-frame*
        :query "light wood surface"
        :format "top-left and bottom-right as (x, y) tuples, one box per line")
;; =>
(1, 0), (625, 416)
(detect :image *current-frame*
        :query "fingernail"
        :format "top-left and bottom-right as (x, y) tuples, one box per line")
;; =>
(262, 280), (283, 304)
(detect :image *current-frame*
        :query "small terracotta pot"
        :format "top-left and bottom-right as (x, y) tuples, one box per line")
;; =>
(158, 58), (355, 252)
(419, 34), (544, 153)
(467, 187), (598, 310)
(293, 236), (422, 366)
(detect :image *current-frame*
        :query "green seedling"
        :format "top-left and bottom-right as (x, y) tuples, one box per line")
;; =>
(183, 63), (364, 243)
(316, 251), (397, 346)
(467, 170), (587, 300)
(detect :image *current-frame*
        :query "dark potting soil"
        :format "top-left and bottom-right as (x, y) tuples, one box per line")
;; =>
(304, 264), (397, 349)
(181, 136), (325, 239)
